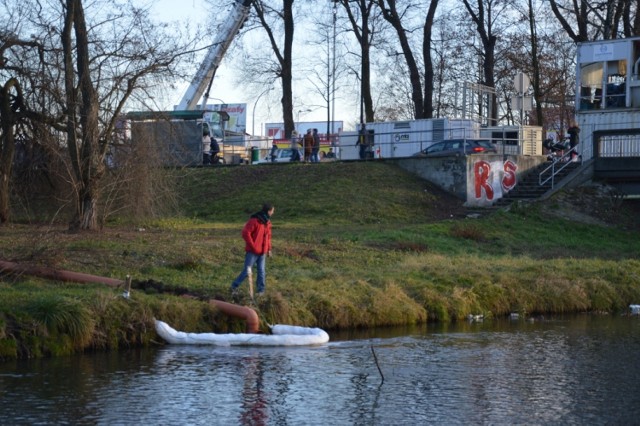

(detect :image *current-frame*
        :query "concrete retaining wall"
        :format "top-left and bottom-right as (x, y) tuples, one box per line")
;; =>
(392, 155), (548, 207)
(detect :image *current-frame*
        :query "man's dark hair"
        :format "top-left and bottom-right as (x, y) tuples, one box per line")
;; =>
(262, 203), (273, 212)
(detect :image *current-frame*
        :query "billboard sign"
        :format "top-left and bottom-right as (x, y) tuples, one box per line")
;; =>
(206, 103), (247, 134)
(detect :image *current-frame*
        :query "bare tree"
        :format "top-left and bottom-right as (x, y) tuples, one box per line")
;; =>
(516, 0), (575, 129)
(548, 0), (590, 42)
(548, 0), (639, 40)
(373, 58), (416, 121)
(526, 0), (544, 126)
(0, 32), (54, 224)
(0, 78), (23, 223)
(461, 0), (511, 125)
(62, 0), (102, 230)
(337, 0), (378, 123)
(627, 0), (640, 35)
(251, 0), (296, 139)
(422, 0), (439, 118)
(375, 0), (439, 119)
(502, 0), (546, 126)
(430, 17), (468, 118)
(535, 31), (576, 135)
(304, 4), (349, 137)
(1, 0), (197, 229)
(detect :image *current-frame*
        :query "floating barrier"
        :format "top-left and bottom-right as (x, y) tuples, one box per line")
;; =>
(155, 320), (329, 346)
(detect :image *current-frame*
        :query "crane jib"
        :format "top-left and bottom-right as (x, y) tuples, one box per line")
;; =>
(177, 0), (252, 111)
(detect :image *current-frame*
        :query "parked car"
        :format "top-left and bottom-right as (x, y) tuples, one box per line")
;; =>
(257, 148), (301, 164)
(413, 139), (497, 157)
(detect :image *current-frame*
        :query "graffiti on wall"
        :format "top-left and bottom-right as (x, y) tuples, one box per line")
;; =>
(471, 159), (518, 204)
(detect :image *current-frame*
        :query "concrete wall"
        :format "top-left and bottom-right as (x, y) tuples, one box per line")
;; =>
(393, 155), (547, 207)
(396, 157), (469, 200)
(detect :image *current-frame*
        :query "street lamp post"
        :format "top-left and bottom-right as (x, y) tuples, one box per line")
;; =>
(207, 97), (227, 108)
(296, 108), (312, 130)
(331, 1), (337, 140)
(252, 88), (271, 136)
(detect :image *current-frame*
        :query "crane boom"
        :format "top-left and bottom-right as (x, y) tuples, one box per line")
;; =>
(176, 0), (252, 111)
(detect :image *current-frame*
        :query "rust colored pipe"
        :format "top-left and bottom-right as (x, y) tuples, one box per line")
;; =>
(209, 299), (260, 334)
(0, 259), (124, 288)
(0, 259), (259, 333)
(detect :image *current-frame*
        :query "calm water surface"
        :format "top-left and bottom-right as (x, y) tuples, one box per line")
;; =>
(1, 315), (639, 425)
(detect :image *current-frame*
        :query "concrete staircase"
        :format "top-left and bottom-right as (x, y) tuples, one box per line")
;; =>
(493, 160), (582, 207)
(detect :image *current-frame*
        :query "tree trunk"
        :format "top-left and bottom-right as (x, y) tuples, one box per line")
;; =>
(74, 187), (99, 230)
(548, 0), (590, 42)
(482, 39), (497, 125)
(0, 131), (14, 224)
(64, 0), (103, 230)
(634, 0), (640, 35)
(339, 0), (375, 123)
(361, 32), (374, 122)
(282, 0), (295, 139)
(0, 79), (21, 224)
(462, 0), (498, 125)
(378, 0), (425, 119)
(360, 0), (374, 122)
(252, 0), (296, 138)
(422, 0), (439, 119)
(528, 0), (544, 127)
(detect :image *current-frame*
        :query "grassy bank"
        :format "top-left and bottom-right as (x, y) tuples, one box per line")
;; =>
(1, 161), (639, 360)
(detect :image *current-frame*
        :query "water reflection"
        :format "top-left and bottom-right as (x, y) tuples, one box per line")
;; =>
(1, 315), (639, 424)
(240, 355), (267, 425)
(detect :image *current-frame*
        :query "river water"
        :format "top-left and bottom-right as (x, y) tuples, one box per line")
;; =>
(1, 315), (639, 425)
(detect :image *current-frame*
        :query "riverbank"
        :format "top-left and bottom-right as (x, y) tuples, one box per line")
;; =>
(1, 161), (639, 360)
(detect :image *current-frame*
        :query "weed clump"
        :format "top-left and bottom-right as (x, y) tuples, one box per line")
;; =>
(449, 222), (487, 242)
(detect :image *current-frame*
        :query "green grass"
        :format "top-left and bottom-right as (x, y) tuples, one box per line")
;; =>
(1, 161), (639, 359)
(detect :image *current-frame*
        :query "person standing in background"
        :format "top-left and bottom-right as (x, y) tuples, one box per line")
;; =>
(311, 128), (320, 162)
(356, 124), (368, 159)
(567, 122), (580, 162)
(202, 129), (212, 165)
(303, 129), (314, 162)
(290, 130), (301, 161)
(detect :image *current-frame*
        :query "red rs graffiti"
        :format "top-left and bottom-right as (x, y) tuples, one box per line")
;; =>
(474, 160), (519, 201)
(502, 160), (517, 191)
(474, 161), (493, 200)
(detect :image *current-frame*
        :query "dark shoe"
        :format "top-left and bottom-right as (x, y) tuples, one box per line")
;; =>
(230, 286), (239, 297)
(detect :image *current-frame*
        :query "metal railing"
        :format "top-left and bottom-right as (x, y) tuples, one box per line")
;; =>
(332, 127), (538, 160)
(219, 127), (551, 164)
(538, 147), (581, 187)
(598, 134), (640, 157)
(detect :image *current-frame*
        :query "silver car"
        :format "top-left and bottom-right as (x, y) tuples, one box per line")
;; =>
(258, 148), (301, 163)
(413, 139), (497, 157)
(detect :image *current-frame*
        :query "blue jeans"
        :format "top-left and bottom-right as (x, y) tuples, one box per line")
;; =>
(358, 144), (367, 159)
(231, 252), (266, 293)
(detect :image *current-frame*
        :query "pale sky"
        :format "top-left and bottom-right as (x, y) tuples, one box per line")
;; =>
(150, 0), (342, 134)
(150, 0), (246, 108)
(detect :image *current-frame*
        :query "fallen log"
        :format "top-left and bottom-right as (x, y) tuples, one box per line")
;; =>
(0, 259), (124, 287)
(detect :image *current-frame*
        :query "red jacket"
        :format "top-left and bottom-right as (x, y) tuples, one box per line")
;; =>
(242, 216), (272, 255)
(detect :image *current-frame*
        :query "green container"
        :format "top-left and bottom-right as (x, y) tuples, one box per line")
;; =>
(251, 147), (260, 162)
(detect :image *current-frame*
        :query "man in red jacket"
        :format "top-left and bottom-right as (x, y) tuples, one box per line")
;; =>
(230, 203), (274, 297)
